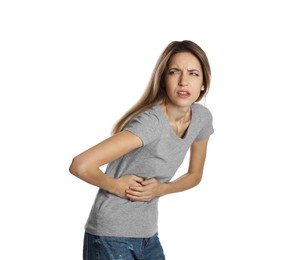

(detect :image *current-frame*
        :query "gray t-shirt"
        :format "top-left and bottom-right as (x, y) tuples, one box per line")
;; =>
(85, 103), (214, 238)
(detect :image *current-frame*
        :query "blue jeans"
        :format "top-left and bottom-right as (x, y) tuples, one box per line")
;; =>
(83, 232), (166, 260)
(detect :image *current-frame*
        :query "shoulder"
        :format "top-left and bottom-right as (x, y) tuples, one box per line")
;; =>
(192, 103), (214, 141)
(132, 105), (163, 124)
(142, 105), (161, 116)
(123, 106), (162, 145)
(192, 103), (213, 121)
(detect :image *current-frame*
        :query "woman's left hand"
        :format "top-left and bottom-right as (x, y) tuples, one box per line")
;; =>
(125, 178), (164, 202)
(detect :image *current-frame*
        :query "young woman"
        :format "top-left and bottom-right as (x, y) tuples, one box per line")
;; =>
(69, 40), (214, 260)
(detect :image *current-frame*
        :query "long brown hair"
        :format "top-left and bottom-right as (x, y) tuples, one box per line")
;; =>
(111, 40), (211, 134)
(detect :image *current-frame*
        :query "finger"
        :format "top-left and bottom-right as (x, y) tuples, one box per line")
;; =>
(126, 188), (142, 196)
(141, 178), (157, 186)
(128, 186), (144, 192)
(131, 175), (144, 183)
(126, 193), (151, 202)
(126, 192), (141, 200)
(126, 188), (150, 198)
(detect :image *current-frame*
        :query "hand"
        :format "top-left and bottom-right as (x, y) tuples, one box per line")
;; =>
(113, 175), (144, 199)
(125, 178), (163, 202)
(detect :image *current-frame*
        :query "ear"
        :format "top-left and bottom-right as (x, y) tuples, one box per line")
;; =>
(201, 86), (205, 91)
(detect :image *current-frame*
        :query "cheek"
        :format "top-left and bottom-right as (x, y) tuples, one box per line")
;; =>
(194, 87), (204, 100)
(195, 86), (203, 95)
(164, 76), (177, 89)
(164, 85), (174, 101)
(164, 78), (172, 92)
(165, 84), (175, 97)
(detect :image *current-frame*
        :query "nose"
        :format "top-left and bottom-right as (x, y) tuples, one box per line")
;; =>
(179, 72), (188, 87)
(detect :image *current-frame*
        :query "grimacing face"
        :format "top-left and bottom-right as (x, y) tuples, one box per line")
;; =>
(164, 52), (204, 108)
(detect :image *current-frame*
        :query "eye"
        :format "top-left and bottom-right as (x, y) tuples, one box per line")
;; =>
(190, 72), (199, 77)
(168, 69), (180, 75)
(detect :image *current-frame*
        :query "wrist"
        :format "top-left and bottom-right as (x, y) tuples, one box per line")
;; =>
(107, 178), (127, 199)
(159, 182), (170, 197)
(107, 178), (119, 195)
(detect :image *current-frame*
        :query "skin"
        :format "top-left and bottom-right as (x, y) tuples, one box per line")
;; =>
(69, 51), (210, 202)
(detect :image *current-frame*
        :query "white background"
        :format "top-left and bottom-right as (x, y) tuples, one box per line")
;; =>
(1, 0), (281, 259)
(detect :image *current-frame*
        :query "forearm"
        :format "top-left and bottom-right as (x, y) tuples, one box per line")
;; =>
(69, 131), (144, 194)
(69, 157), (144, 198)
(160, 172), (202, 196)
(125, 172), (202, 202)
(70, 162), (117, 193)
(159, 137), (209, 196)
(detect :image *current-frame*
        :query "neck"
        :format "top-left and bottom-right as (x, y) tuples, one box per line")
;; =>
(163, 103), (191, 124)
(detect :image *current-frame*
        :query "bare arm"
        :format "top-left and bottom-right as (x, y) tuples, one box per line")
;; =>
(125, 137), (210, 201)
(69, 131), (144, 198)
(162, 137), (209, 194)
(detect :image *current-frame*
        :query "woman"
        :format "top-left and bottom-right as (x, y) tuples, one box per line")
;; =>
(69, 40), (214, 260)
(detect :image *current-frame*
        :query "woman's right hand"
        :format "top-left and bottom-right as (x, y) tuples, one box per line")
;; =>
(113, 175), (144, 199)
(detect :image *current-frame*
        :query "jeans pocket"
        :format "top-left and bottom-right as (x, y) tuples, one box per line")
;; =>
(83, 233), (101, 260)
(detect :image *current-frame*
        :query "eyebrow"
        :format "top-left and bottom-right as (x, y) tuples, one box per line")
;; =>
(187, 69), (200, 72)
(168, 67), (201, 73)
(168, 67), (180, 71)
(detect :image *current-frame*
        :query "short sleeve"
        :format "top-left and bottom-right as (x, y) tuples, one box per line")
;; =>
(194, 107), (214, 141)
(123, 108), (161, 146)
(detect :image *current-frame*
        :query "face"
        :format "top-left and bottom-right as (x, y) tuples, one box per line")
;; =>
(164, 52), (204, 108)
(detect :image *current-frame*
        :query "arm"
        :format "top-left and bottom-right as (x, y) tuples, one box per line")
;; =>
(162, 137), (209, 194)
(69, 131), (144, 198)
(125, 137), (210, 201)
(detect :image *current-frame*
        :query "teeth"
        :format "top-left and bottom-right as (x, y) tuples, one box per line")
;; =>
(179, 92), (188, 94)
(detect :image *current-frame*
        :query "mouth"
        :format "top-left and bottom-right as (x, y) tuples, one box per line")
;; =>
(177, 90), (191, 98)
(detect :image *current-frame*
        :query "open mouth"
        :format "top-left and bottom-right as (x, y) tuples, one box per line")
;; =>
(177, 91), (191, 98)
